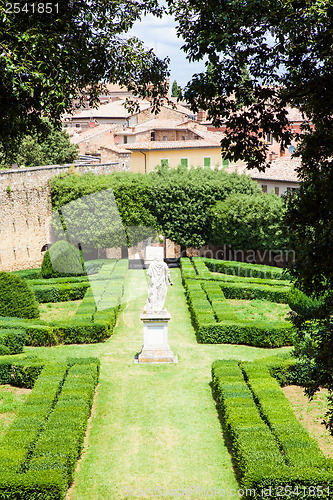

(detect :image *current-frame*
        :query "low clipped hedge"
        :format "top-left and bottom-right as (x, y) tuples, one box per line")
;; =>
(0, 272), (39, 319)
(212, 360), (333, 498)
(0, 357), (99, 499)
(0, 328), (26, 355)
(0, 358), (44, 388)
(198, 321), (293, 347)
(219, 281), (290, 303)
(32, 282), (90, 303)
(205, 257), (290, 280)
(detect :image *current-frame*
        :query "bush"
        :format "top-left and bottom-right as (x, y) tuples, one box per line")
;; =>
(212, 360), (333, 496)
(288, 286), (326, 320)
(198, 321), (293, 347)
(41, 240), (85, 279)
(0, 272), (39, 319)
(32, 282), (90, 303)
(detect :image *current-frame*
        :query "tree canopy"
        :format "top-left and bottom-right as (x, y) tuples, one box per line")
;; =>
(0, 120), (78, 168)
(168, 0), (333, 424)
(210, 193), (287, 251)
(0, 0), (169, 161)
(50, 167), (261, 249)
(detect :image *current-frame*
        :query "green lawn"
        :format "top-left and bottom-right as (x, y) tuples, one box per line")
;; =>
(18, 268), (291, 500)
(39, 300), (82, 322)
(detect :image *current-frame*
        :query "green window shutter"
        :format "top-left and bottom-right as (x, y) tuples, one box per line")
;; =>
(180, 158), (188, 168)
(161, 159), (169, 167)
(204, 157), (211, 167)
(222, 158), (230, 168)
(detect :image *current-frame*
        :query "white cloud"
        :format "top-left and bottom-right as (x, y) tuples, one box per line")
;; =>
(128, 13), (207, 88)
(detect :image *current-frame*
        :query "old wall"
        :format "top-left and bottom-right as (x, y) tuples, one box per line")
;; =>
(0, 162), (125, 272)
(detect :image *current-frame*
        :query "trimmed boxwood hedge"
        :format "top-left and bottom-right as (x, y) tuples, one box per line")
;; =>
(0, 357), (99, 499)
(0, 272), (39, 319)
(41, 240), (85, 279)
(205, 257), (290, 280)
(0, 328), (26, 354)
(198, 321), (293, 347)
(212, 360), (333, 497)
(32, 282), (90, 303)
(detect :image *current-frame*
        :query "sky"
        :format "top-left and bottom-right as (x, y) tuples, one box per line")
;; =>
(128, 13), (207, 89)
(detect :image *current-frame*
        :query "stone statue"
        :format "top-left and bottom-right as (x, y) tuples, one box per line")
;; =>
(144, 256), (173, 314)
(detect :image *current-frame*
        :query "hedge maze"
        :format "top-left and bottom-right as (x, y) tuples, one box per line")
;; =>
(181, 257), (293, 347)
(0, 259), (128, 348)
(0, 356), (99, 499)
(212, 360), (333, 498)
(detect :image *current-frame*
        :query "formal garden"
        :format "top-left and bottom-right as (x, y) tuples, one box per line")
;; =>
(0, 243), (332, 499)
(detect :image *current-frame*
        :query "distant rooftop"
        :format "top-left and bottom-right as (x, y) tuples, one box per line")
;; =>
(226, 157), (301, 183)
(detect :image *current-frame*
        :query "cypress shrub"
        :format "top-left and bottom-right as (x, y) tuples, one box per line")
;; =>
(41, 240), (85, 279)
(0, 272), (39, 319)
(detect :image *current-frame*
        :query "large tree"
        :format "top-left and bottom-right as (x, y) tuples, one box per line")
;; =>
(168, 0), (333, 427)
(0, 0), (169, 163)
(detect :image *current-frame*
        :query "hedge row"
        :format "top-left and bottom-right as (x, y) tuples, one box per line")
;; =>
(0, 328), (26, 355)
(0, 358), (99, 499)
(219, 281), (290, 303)
(0, 316), (109, 347)
(180, 257), (198, 280)
(0, 358), (44, 388)
(32, 282), (90, 303)
(212, 360), (333, 497)
(205, 258), (290, 280)
(197, 321), (293, 347)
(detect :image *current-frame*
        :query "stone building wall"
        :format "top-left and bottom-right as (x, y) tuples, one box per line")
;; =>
(0, 162), (125, 272)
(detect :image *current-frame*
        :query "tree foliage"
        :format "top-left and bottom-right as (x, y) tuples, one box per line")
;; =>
(210, 193), (287, 251)
(0, 120), (78, 168)
(0, 0), (169, 160)
(171, 80), (182, 98)
(168, 0), (333, 426)
(168, 0), (333, 169)
(50, 167), (261, 249)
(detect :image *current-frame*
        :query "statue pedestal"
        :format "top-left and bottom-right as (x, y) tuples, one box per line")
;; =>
(135, 311), (178, 363)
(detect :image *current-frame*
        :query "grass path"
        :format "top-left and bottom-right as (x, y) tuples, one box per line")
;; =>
(66, 269), (290, 500)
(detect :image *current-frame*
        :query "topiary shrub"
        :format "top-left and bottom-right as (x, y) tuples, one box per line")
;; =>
(0, 273), (39, 319)
(41, 240), (85, 279)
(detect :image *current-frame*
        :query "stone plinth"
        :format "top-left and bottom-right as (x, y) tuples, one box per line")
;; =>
(135, 311), (178, 363)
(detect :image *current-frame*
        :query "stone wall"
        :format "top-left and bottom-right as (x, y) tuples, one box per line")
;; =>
(0, 162), (125, 272)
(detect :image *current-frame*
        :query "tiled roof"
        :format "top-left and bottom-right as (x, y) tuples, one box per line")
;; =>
(123, 139), (222, 151)
(69, 124), (117, 144)
(66, 99), (151, 120)
(226, 157), (301, 182)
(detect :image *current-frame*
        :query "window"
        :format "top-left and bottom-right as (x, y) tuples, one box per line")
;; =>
(261, 184), (268, 193)
(275, 186), (280, 196)
(222, 158), (229, 168)
(204, 157), (211, 168)
(161, 159), (169, 167)
(151, 131), (155, 141)
(123, 135), (127, 144)
(180, 158), (189, 168)
(163, 136), (168, 142)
